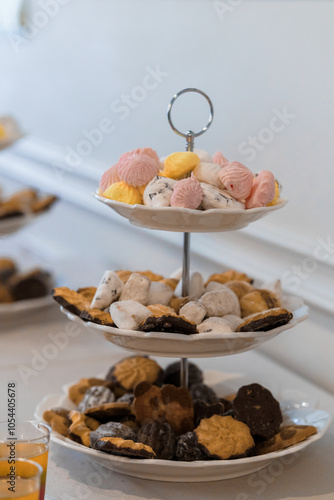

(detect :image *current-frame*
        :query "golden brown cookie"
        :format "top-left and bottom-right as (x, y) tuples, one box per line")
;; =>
(106, 356), (164, 391)
(136, 270), (164, 281)
(43, 407), (71, 437)
(194, 415), (254, 459)
(159, 278), (179, 291)
(95, 437), (156, 458)
(147, 304), (177, 317)
(52, 287), (91, 316)
(84, 402), (132, 423)
(225, 280), (254, 299)
(68, 411), (100, 447)
(0, 258), (17, 283)
(115, 270), (133, 283)
(252, 425), (317, 455)
(80, 308), (115, 326)
(237, 308), (293, 332)
(30, 195), (57, 213)
(0, 200), (25, 219)
(76, 286), (97, 302)
(7, 188), (37, 205)
(206, 270), (253, 286)
(68, 377), (112, 405)
(133, 381), (194, 435)
(139, 314), (198, 335)
(169, 296), (194, 314)
(240, 289), (281, 317)
(0, 284), (13, 303)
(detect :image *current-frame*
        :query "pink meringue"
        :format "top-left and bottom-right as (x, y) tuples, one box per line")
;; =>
(120, 147), (160, 167)
(218, 161), (254, 200)
(117, 154), (159, 187)
(170, 175), (203, 209)
(245, 170), (276, 209)
(99, 163), (121, 192)
(213, 151), (229, 166)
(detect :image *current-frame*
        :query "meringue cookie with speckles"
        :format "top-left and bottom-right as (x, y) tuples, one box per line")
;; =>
(193, 162), (224, 188)
(179, 301), (207, 325)
(117, 154), (159, 187)
(245, 170), (276, 209)
(200, 182), (245, 210)
(143, 175), (177, 207)
(91, 271), (124, 310)
(218, 161), (254, 200)
(197, 317), (233, 333)
(200, 287), (241, 317)
(170, 176), (203, 209)
(110, 300), (152, 330)
(212, 151), (229, 166)
(99, 164), (121, 193)
(103, 182), (142, 205)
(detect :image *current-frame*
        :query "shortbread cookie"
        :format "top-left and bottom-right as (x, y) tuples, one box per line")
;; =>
(240, 289), (281, 317)
(206, 270), (253, 286)
(76, 286), (97, 302)
(90, 422), (137, 448)
(119, 273), (151, 304)
(200, 288), (240, 317)
(179, 301), (206, 325)
(252, 424), (317, 455)
(80, 308), (115, 326)
(225, 280), (254, 299)
(137, 421), (176, 460)
(77, 386), (115, 413)
(94, 436), (155, 458)
(195, 415), (254, 459)
(236, 308), (293, 332)
(106, 356), (164, 391)
(30, 195), (57, 213)
(233, 383), (282, 439)
(110, 300), (152, 330)
(43, 407), (71, 437)
(8, 269), (51, 301)
(91, 271), (124, 309)
(68, 411), (100, 447)
(52, 287), (91, 316)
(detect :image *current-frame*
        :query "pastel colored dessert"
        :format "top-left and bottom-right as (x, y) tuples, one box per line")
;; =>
(99, 164), (121, 193)
(212, 151), (229, 166)
(120, 147), (160, 166)
(118, 154), (159, 187)
(192, 162), (224, 189)
(245, 170), (276, 209)
(200, 182), (245, 210)
(103, 182), (142, 205)
(143, 175), (177, 207)
(162, 152), (200, 180)
(218, 161), (254, 200)
(170, 175), (203, 209)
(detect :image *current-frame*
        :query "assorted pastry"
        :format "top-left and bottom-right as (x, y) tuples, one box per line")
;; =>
(0, 258), (53, 303)
(0, 187), (57, 220)
(43, 356), (317, 461)
(98, 147), (282, 210)
(52, 267), (293, 334)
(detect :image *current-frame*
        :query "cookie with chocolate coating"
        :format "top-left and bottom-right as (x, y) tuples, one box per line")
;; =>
(68, 410), (100, 447)
(68, 377), (113, 405)
(237, 308), (293, 332)
(193, 400), (225, 426)
(85, 402), (132, 423)
(206, 270), (253, 286)
(90, 421), (137, 448)
(240, 289), (281, 317)
(164, 361), (203, 387)
(77, 386), (115, 412)
(225, 280), (254, 299)
(139, 314), (198, 335)
(137, 421), (176, 459)
(189, 383), (219, 405)
(94, 436), (155, 458)
(175, 432), (207, 461)
(43, 407), (71, 437)
(252, 424), (317, 455)
(52, 287), (91, 316)
(80, 308), (115, 326)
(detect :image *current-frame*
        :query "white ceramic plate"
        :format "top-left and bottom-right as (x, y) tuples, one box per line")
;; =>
(34, 383), (331, 482)
(59, 300), (308, 358)
(0, 214), (37, 237)
(94, 192), (288, 232)
(0, 295), (54, 318)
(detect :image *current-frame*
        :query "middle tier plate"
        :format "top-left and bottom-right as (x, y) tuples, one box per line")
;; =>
(94, 192), (288, 232)
(60, 301), (308, 358)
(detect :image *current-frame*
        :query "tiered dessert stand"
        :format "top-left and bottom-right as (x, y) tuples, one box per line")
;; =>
(46, 89), (330, 481)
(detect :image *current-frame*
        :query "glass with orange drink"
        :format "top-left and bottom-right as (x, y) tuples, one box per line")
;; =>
(0, 423), (50, 500)
(0, 457), (42, 499)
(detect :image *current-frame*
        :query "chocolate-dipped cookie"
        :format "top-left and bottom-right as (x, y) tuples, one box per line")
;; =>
(84, 402), (132, 423)
(240, 289), (281, 317)
(90, 421), (137, 448)
(236, 308), (293, 332)
(52, 287), (91, 317)
(252, 424), (317, 455)
(139, 314), (198, 335)
(163, 361), (203, 387)
(8, 269), (51, 301)
(94, 436), (155, 459)
(0, 258), (17, 283)
(68, 378), (113, 405)
(193, 400), (225, 426)
(137, 421), (176, 459)
(233, 383), (282, 439)
(175, 432), (208, 461)
(80, 308), (116, 326)
(77, 386), (115, 412)
(189, 383), (219, 405)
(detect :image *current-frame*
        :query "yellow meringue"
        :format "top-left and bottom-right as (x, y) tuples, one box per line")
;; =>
(267, 180), (280, 206)
(103, 182), (142, 205)
(163, 152), (200, 180)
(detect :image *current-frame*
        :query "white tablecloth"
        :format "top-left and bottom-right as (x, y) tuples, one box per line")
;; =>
(1, 305), (334, 500)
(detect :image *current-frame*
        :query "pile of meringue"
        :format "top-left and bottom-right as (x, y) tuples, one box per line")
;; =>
(99, 147), (281, 210)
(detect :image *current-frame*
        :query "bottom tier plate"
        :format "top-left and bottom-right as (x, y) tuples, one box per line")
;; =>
(34, 375), (331, 483)
(0, 214), (37, 237)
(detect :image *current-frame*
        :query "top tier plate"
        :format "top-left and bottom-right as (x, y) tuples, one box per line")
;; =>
(94, 193), (287, 232)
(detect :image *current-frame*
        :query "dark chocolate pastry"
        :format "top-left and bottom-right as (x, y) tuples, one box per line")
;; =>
(163, 361), (203, 387)
(193, 400), (225, 427)
(0, 258), (17, 283)
(137, 421), (176, 460)
(139, 314), (198, 335)
(189, 383), (219, 405)
(94, 436), (155, 459)
(233, 383), (283, 439)
(175, 432), (208, 461)
(237, 308), (293, 332)
(0, 284), (13, 303)
(77, 386), (115, 413)
(252, 424), (317, 456)
(8, 269), (52, 301)
(90, 421), (137, 448)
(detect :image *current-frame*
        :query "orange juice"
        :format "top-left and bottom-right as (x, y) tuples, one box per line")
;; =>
(0, 478), (39, 499)
(0, 445), (47, 500)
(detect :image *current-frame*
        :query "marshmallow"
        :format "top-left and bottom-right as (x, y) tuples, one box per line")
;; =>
(119, 273), (151, 304)
(200, 287), (241, 317)
(175, 271), (205, 299)
(179, 301), (207, 325)
(91, 271), (124, 310)
(222, 314), (243, 331)
(143, 176), (177, 207)
(193, 148), (213, 163)
(147, 281), (174, 306)
(193, 162), (224, 188)
(110, 300), (152, 330)
(204, 281), (226, 293)
(197, 317), (233, 333)
(200, 182), (245, 210)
